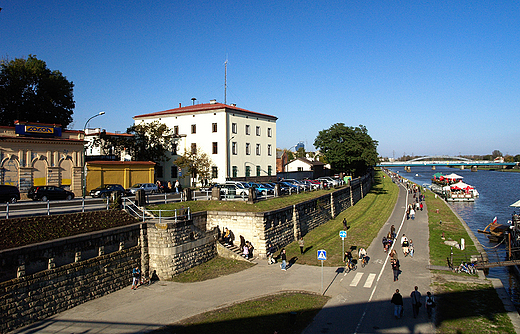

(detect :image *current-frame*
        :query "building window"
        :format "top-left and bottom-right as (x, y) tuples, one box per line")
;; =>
(232, 142), (237, 155)
(256, 165), (261, 177)
(268, 144), (272, 156)
(156, 165), (163, 178)
(171, 143), (178, 155)
(232, 123), (237, 134)
(212, 123), (217, 132)
(256, 126), (260, 136)
(171, 166), (178, 178)
(245, 124), (250, 135)
(298, 167), (304, 172)
(268, 165), (272, 176)
(212, 166), (218, 179)
(191, 143), (197, 154)
(232, 166), (238, 178)
(212, 142), (218, 154)
(246, 143), (250, 155)
(191, 124), (196, 134)
(174, 126), (179, 135)
(267, 127), (272, 137)
(245, 165), (251, 177)
(256, 143), (261, 156)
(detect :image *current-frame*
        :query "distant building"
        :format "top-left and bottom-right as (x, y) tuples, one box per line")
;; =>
(133, 101), (277, 186)
(285, 157), (325, 173)
(84, 128), (133, 161)
(0, 121), (84, 195)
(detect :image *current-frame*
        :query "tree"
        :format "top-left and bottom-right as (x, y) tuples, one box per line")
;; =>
(122, 121), (175, 162)
(296, 147), (306, 158)
(174, 148), (214, 186)
(314, 123), (378, 176)
(0, 55), (75, 128)
(492, 150), (503, 159)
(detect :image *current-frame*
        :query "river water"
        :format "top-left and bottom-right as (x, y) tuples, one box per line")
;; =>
(387, 165), (520, 307)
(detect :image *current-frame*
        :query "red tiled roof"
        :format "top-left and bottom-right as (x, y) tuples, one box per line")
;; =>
(87, 161), (155, 165)
(133, 103), (277, 120)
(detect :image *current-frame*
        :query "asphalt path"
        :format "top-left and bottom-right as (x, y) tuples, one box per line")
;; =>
(11, 180), (435, 334)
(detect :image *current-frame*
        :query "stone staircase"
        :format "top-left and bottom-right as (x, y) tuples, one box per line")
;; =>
(217, 241), (255, 262)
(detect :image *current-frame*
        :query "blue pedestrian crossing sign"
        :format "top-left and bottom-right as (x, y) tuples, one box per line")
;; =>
(317, 249), (327, 261)
(339, 230), (347, 239)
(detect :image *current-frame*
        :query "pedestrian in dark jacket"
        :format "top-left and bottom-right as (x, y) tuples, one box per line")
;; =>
(391, 289), (404, 319)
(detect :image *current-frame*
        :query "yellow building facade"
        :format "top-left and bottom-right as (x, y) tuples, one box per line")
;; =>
(86, 161), (155, 191)
(0, 122), (84, 196)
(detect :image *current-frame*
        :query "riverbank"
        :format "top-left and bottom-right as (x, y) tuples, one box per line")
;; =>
(424, 185), (519, 332)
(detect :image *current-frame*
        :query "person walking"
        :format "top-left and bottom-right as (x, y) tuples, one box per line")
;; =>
(298, 237), (305, 254)
(131, 266), (140, 290)
(410, 208), (416, 220)
(391, 258), (400, 281)
(409, 239), (414, 257)
(425, 291), (435, 318)
(401, 234), (409, 256)
(280, 249), (287, 271)
(175, 179), (180, 193)
(410, 286), (422, 318)
(391, 289), (404, 319)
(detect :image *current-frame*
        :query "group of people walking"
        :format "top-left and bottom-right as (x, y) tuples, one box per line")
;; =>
(391, 286), (436, 319)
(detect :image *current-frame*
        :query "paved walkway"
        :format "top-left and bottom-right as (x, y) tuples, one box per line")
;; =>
(12, 181), (435, 334)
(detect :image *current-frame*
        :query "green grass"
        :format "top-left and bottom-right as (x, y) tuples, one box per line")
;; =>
(284, 171), (399, 266)
(433, 280), (515, 333)
(426, 191), (480, 266)
(170, 256), (255, 282)
(148, 188), (339, 213)
(153, 292), (330, 334)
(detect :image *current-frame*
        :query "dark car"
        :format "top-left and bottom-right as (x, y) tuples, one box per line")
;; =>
(27, 185), (75, 201)
(90, 184), (126, 198)
(0, 185), (20, 203)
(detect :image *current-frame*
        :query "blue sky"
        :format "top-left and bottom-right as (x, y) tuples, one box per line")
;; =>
(2, 1), (519, 158)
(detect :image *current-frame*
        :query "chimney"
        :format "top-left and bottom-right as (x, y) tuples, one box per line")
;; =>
(179, 103), (182, 108)
(210, 99), (217, 104)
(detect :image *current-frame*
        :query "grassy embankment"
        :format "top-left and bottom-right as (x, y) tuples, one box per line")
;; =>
(425, 189), (515, 333)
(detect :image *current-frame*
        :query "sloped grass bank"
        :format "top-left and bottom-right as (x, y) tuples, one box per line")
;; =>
(154, 292), (329, 334)
(284, 171), (399, 266)
(425, 190), (515, 332)
(0, 210), (138, 250)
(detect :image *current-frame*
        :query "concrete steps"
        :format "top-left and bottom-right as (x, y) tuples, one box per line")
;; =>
(218, 241), (254, 262)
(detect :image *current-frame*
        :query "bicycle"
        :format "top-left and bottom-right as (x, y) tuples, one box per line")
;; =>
(360, 255), (368, 268)
(345, 259), (357, 273)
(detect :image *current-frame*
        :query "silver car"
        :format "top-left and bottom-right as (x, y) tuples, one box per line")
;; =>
(126, 183), (159, 195)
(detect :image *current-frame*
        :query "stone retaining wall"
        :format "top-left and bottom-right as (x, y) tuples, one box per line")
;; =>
(0, 246), (140, 333)
(144, 219), (218, 279)
(206, 173), (374, 258)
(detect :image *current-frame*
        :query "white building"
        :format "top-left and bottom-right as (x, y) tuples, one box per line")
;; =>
(133, 101), (277, 186)
(285, 157), (325, 172)
(84, 128), (133, 161)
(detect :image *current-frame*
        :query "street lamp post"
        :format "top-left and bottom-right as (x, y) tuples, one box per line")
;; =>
(82, 111), (105, 198)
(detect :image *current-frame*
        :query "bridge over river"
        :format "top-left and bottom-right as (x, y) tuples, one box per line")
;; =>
(378, 155), (517, 168)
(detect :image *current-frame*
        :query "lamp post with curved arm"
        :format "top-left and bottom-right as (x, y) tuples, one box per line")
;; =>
(82, 111), (105, 198)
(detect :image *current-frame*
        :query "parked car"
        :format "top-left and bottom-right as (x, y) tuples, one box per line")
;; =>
(126, 183), (159, 195)
(219, 183), (248, 198)
(317, 177), (335, 187)
(27, 185), (75, 201)
(0, 185), (20, 203)
(248, 182), (274, 196)
(302, 180), (320, 190)
(90, 184), (126, 198)
(225, 181), (250, 195)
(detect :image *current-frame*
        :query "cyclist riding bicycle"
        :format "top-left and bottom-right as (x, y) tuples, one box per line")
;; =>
(344, 251), (355, 271)
(358, 248), (368, 266)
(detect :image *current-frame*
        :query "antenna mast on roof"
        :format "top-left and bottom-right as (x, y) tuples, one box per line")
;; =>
(224, 55), (228, 105)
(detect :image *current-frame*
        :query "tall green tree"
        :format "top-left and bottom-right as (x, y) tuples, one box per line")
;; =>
(314, 123), (378, 176)
(174, 148), (214, 186)
(296, 147), (306, 158)
(0, 55), (75, 127)
(125, 121), (175, 162)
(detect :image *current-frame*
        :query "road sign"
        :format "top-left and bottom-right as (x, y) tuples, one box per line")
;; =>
(317, 249), (327, 261)
(339, 230), (347, 239)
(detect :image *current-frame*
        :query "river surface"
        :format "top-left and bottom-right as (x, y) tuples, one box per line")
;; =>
(387, 166), (520, 307)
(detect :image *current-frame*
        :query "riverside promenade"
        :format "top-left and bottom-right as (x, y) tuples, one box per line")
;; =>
(12, 183), (435, 334)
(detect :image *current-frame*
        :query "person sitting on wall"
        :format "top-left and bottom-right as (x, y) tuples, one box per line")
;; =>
(131, 266), (140, 290)
(223, 228), (230, 244)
